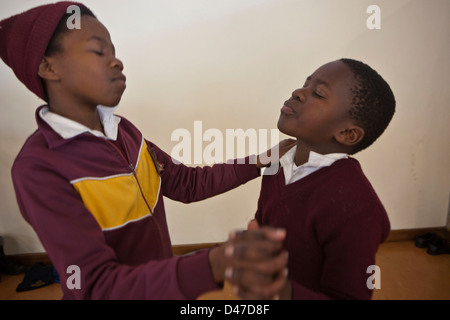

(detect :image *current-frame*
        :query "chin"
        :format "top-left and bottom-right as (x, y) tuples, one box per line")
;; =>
(103, 95), (123, 107)
(277, 117), (293, 136)
(102, 102), (121, 107)
(103, 88), (126, 107)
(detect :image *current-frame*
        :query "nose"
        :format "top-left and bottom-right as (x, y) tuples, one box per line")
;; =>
(110, 57), (124, 71)
(292, 88), (306, 102)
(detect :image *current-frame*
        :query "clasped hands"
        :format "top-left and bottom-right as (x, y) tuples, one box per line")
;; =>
(208, 220), (291, 300)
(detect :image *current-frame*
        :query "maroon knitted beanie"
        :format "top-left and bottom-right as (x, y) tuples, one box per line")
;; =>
(0, 2), (90, 102)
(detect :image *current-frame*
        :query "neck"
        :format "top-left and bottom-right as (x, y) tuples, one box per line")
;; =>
(47, 99), (104, 134)
(294, 141), (311, 166)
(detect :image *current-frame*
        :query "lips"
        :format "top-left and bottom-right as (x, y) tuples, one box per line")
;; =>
(113, 74), (127, 83)
(281, 100), (296, 115)
(112, 74), (127, 91)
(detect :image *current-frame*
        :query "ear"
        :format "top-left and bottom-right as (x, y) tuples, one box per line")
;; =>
(38, 57), (60, 81)
(335, 125), (365, 147)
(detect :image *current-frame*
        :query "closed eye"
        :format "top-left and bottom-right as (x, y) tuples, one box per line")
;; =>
(314, 91), (325, 99)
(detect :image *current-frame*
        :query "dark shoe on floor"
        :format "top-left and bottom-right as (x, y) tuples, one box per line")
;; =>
(415, 232), (438, 248)
(426, 237), (450, 255)
(16, 263), (54, 292)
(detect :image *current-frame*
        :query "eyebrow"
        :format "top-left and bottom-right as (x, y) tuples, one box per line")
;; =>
(306, 75), (331, 89)
(87, 35), (107, 43)
(87, 35), (116, 54)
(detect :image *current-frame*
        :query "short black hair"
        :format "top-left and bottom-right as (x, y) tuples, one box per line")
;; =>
(340, 58), (396, 154)
(44, 6), (97, 57)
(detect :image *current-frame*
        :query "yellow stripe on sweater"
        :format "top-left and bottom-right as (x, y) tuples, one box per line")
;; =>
(72, 144), (160, 230)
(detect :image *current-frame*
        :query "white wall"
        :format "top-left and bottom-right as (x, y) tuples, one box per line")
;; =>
(1, 0), (449, 254)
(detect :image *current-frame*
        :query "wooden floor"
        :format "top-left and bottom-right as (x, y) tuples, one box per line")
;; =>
(372, 240), (450, 300)
(1, 239), (449, 300)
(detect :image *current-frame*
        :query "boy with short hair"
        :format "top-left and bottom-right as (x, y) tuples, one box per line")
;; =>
(227, 59), (396, 300)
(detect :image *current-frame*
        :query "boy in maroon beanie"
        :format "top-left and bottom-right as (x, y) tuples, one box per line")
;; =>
(226, 59), (395, 299)
(0, 2), (292, 299)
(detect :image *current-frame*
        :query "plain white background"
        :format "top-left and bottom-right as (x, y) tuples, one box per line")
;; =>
(1, 0), (449, 254)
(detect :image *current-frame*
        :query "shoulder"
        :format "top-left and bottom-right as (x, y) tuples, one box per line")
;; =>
(11, 131), (67, 198)
(328, 157), (362, 176)
(12, 129), (52, 171)
(320, 158), (382, 204)
(319, 158), (390, 232)
(323, 158), (375, 191)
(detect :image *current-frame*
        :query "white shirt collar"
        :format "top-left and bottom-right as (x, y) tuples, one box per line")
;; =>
(39, 105), (121, 141)
(280, 145), (348, 184)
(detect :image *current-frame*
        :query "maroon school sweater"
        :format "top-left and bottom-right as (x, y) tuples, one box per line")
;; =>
(12, 106), (260, 300)
(255, 158), (390, 300)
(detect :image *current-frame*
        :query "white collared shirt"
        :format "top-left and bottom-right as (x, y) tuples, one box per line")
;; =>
(39, 105), (121, 141)
(280, 146), (348, 185)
